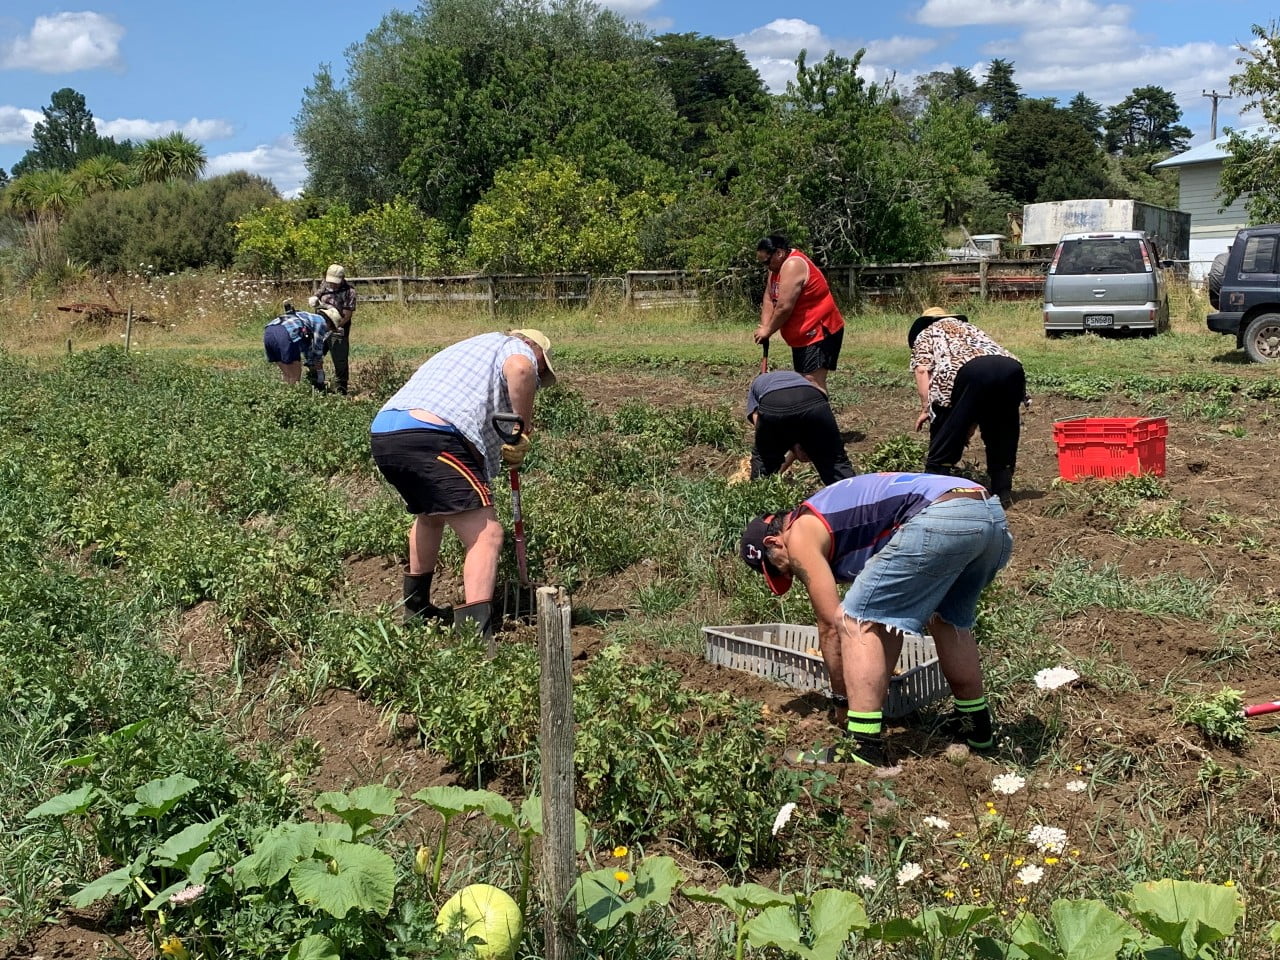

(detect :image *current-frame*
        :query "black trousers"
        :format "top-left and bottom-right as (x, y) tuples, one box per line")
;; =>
(925, 355), (1024, 493)
(330, 328), (350, 393)
(751, 386), (856, 486)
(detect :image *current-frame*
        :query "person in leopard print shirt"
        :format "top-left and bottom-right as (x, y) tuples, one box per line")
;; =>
(908, 307), (1026, 506)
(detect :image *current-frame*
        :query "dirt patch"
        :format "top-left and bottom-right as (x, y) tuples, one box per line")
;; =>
(167, 601), (232, 676)
(294, 688), (455, 796)
(6, 917), (149, 959)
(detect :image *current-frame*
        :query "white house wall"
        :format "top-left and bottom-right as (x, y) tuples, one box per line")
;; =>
(1176, 161), (1252, 281)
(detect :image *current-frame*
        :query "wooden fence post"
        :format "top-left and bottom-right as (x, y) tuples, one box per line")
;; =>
(979, 259), (989, 301)
(396, 276), (405, 305)
(124, 304), (133, 355)
(538, 586), (577, 960)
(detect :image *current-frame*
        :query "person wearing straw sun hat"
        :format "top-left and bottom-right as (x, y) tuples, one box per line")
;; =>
(369, 329), (557, 641)
(740, 472), (1011, 767)
(311, 264), (356, 394)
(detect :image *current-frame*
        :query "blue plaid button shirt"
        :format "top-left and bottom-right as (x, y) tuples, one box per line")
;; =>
(378, 332), (542, 479)
(269, 310), (332, 367)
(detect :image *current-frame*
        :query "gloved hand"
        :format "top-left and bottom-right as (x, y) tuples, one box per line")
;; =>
(307, 295), (319, 308)
(500, 433), (532, 467)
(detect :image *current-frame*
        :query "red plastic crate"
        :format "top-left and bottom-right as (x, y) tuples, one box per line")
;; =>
(1052, 416), (1168, 481)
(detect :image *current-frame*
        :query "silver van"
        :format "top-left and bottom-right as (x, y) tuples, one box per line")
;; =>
(1043, 231), (1170, 337)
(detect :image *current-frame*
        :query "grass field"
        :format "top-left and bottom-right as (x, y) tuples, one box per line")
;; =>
(2, 275), (1278, 959)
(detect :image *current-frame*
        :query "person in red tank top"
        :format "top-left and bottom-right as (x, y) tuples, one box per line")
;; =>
(754, 234), (846, 390)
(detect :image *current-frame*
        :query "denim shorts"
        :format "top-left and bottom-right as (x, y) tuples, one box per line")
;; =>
(840, 495), (1012, 635)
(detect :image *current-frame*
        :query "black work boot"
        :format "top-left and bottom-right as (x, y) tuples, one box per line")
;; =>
(453, 600), (494, 644)
(988, 467), (1014, 507)
(939, 706), (996, 752)
(403, 573), (447, 624)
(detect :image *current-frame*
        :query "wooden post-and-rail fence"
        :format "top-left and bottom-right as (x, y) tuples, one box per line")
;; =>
(269, 258), (1050, 313)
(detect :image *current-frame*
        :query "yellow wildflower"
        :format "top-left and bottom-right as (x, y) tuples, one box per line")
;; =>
(944, 890), (956, 900)
(612, 846), (628, 858)
(1223, 880), (1236, 888)
(1013, 858), (1025, 866)
(1070, 848), (1080, 857)
(981, 853), (992, 861)
(614, 870), (630, 884)
(959, 861), (970, 870)
(1044, 857), (1060, 865)
(1016, 896), (1028, 904)
(160, 937), (191, 960)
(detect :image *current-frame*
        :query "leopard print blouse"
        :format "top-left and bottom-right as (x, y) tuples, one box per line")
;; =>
(909, 317), (1018, 410)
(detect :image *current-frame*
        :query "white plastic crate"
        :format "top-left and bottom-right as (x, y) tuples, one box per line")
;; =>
(703, 622), (949, 719)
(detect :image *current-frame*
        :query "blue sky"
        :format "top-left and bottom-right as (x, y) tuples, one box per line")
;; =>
(1, 1), (1274, 196)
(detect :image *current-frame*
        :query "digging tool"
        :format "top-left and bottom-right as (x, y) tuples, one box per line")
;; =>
(1243, 700), (1280, 718)
(492, 412), (535, 622)
(761, 337), (770, 375)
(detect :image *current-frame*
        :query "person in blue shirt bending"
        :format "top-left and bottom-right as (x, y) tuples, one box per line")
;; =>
(263, 301), (333, 391)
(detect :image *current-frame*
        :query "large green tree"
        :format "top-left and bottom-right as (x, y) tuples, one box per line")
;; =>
(294, 0), (684, 232)
(1103, 85), (1192, 157)
(668, 50), (938, 269)
(991, 99), (1113, 204)
(649, 32), (768, 155)
(10, 88), (132, 176)
(1220, 22), (1280, 222)
(980, 59), (1021, 123)
(1066, 92), (1104, 144)
(912, 94), (996, 227)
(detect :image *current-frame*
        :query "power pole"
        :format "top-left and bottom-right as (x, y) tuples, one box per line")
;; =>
(1202, 89), (1233, 139)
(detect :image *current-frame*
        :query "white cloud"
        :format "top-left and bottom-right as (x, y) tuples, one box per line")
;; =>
(914, 0), (1127, 29)
(96, 117), (235, 142)
(2, 12), (125, 73)
(206, 137), (307, 198)
(0, 105), (41, 144)
(734, 18), (827, 59)
(595, 0), (661, 12)
(865, 35), (938, 64)
(733, 19), (929, 91)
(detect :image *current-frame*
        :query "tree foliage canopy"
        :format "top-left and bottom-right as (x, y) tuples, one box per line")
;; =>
(1221, 21), (1280, 222)
(992, 99), (1113, 204)
(1103, 86), (1192, 157)
(11, 88), (133, 177)
(295, 0), (684, 231)
(60, 172), (278, 274)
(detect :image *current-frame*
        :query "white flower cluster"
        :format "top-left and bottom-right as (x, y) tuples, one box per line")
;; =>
(771, 802), (797, 836)
(921, 815), (951, 830)
(1034, 666), (1080, 691)
(991, 772), (1026, 795)
(1017, 865), (1044, 885)
(896, 862), (923, 886)
(1027, 825), (1069, 854)
(169, 884), (206, 906)
(856, 874), (877, 891)
(1064, 779), (1088, 793)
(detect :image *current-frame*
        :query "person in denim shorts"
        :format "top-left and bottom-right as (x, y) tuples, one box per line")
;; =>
(741, 472), (1012, 767)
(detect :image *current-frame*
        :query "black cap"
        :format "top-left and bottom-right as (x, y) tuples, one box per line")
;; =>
(740, 514), (793, 596)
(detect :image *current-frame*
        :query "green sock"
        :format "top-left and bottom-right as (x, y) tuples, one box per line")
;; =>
(846, 711), (882, 738)
(954, 696), (993, 747)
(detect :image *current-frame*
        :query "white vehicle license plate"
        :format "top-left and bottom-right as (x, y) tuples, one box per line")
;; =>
(1084, 314), (1114, 328)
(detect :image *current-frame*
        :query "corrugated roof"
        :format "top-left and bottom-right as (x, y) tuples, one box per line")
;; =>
(1153, 123), (1278, 168)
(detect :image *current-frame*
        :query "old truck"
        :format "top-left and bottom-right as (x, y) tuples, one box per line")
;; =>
(1206, 223), (1280, 363)
(1021, 199), (1190, 262)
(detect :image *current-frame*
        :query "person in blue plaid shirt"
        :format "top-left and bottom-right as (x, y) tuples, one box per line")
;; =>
(263, 301), (333, 390)
(370, 329), (557, 638)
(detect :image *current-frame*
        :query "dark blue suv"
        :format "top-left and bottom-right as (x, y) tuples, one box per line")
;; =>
(1207, 223), (1280, 363)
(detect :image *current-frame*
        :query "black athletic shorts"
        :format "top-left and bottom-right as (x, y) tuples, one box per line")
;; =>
(791, 326), (844, 375)
(371, 428), (493, 515)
